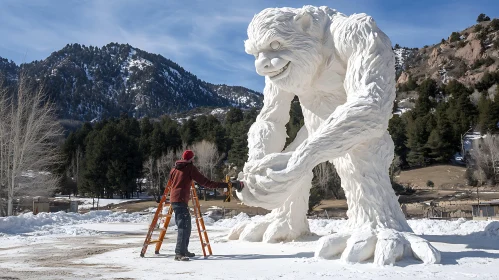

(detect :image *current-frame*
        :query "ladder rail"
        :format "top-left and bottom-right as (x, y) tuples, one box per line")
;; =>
(193, 188), (213, 255)
(140, 180), (172, 257)
(190, 182), (208, 257)
(154, 205), (174, 253)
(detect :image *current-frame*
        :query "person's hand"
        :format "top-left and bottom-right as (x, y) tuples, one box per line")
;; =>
(230, 180), (244, 192)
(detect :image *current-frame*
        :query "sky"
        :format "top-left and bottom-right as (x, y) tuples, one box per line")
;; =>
(1, 0), (498, 92)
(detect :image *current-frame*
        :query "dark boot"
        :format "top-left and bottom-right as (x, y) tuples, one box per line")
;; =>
(174, 254), (189, 261)
(185, 251), (195, 257)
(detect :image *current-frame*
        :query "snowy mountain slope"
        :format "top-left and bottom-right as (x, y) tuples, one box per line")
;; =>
(0, 43), (263, 121)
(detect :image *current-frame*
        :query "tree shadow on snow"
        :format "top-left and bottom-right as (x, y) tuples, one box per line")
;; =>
(143, 252), (314, 260)
(201, 252), (315, 260)
(422, 221), (499, 250)
(438, 250), (499, 265)
(416, 221), (499, 265)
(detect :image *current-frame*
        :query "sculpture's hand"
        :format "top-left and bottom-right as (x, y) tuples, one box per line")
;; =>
(266, 144), (310, 183)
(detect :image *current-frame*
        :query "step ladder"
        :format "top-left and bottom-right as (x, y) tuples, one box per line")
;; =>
(140, 180), (213, 258)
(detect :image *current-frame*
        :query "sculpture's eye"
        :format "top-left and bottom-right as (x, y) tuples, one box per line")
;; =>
(270, 41), (281, 50)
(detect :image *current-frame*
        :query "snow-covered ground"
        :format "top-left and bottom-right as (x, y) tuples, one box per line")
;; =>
(1, 211), (499, 279)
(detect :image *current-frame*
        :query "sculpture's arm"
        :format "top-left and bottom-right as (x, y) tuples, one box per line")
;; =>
(246, 80), (295, 163)
(272, 14), (396, 178)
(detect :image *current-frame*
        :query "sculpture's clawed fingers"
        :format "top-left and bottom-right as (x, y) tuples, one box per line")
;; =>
(227, 221), (249, 240)
(340, 229), (378, 262)
(238, 220), (273, 242)
(373, 229), (406, 265)
(404, 233), (441, 264)
(314, 233), (350, 259)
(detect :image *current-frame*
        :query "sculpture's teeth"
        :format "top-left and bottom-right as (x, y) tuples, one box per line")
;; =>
(269, 62), (290, 78)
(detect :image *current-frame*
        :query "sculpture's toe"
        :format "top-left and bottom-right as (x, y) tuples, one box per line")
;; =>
(340, 229), (377, 262)
(373, 229), (405, 265)
(315, 233), (350, 259)
(239, 220), (272, 242)
(404, 233), (441, 264)
(227, 221), (249, 240)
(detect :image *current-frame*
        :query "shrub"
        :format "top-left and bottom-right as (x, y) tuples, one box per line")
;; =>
(491, 19), (499, 31)
(450, 32), (461, 42)
(477, 13), (491, 23)
(472, 57), (495, 69)
(426, 180), (435, 188)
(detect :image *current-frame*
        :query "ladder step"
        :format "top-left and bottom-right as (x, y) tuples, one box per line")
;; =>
(149, 240), (162, 244)
(154, 227), (167, 231)
(204, 243), (210, 246)
(158, 214), (172, 218)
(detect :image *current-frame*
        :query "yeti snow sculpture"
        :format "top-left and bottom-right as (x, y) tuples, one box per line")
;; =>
(229, 6), (441, 265)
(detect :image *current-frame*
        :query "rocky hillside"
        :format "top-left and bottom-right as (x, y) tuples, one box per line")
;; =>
(0, 43), (262, 121)
(396, 19), (499, 88)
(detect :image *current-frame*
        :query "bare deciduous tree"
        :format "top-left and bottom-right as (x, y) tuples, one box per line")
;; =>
(142, 149), (180, 201)
(469, 133), (499, 186)
(190, 140), (220, 180)
(0, 75), (63, 216)
(314, 161), (343, 199)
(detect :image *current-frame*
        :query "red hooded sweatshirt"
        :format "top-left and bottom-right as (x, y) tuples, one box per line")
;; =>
(169, 160), (227, 203)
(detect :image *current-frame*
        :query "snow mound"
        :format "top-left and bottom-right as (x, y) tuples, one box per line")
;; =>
(0, 211), (150, 236)
(408, 218), (498, 236)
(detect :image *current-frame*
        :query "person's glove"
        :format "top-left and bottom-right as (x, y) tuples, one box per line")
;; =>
(230, 180), (244, 192)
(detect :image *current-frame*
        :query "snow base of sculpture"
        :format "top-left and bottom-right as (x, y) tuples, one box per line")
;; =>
(315, 228), (441, 265)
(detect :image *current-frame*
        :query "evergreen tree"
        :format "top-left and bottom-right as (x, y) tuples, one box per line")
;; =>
(388, 114), (408, 164)
(139, 117), (154, 157)
(413, 79), (437, 118)
(227, 122), (249, 168)
(181, 118), (200, 146)
(425, 110), (455, 162)
(477, 13), (491, 22)
(225, 107), (244, 125)
(286, 98), (304, 146)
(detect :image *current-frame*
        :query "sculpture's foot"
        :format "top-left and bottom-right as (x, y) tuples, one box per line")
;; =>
(227, 213), (309, 243)
(315, 228), (441, 265)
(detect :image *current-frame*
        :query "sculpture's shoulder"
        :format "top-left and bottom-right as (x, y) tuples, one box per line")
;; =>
(330, 13), (380, 37)
(330, 12), (392, 60)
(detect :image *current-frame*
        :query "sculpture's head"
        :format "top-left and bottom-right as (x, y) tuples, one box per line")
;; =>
(245, 6), (335, 91)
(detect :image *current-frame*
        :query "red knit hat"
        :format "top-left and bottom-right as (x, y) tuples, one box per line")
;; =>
(182, 150), (195, 161)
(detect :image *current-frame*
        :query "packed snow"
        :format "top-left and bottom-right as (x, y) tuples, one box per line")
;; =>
(1, 211), (499, 279)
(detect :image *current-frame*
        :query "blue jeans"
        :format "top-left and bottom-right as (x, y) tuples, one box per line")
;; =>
(172, 202), (191, 255)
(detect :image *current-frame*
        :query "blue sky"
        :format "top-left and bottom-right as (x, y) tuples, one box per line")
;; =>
(1, 0), (498, 92)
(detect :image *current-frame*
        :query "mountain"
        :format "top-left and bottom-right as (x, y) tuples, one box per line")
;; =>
(396, 19), (499, 88)
(0, 43), (262, 121)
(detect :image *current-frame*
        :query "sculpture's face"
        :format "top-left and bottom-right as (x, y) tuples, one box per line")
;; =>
(245, 8), (324, 91)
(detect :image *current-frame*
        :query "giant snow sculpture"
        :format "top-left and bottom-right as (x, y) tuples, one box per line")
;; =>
(229, 6), (441, 265)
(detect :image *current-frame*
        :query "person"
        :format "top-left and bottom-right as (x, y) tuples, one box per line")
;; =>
(169, 149), (243, 261)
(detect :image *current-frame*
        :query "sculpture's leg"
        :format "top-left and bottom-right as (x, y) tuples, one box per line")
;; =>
(315, 132), (440, 264)
(228, 172), (313, 243)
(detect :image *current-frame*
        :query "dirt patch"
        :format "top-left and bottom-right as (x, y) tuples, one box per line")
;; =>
(396, 164), (468, 189)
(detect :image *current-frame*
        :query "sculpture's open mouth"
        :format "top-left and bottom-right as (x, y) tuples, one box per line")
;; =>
(268, 61), (291, 80)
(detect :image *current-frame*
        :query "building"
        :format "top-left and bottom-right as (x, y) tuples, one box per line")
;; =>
(472, 200), (499, 220)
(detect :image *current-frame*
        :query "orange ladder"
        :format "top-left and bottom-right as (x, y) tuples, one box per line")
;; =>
(140, 181), (212, 258)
